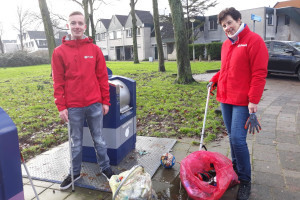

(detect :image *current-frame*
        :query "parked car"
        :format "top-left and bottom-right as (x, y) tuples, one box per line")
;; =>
(265, 40), (300, 80)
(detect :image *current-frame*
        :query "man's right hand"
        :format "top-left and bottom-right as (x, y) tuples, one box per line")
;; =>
(59, 109), (68, 122)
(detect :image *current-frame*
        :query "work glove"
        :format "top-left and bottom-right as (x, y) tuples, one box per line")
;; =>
(207, 82), (217, 96)
(244, 113), (261, 134)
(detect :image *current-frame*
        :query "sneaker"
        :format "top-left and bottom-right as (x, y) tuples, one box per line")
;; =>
(102, 167), (115, 180)
(237, 180), (251, 200)
(60, 174), (81, 190)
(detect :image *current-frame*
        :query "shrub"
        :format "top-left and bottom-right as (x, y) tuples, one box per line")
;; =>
(0, 51), (50, 67)
(206, 42), (222, 60)
(189, 44), (206, 60)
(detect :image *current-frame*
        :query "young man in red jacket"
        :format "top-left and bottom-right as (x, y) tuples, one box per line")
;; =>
(209, 7), (268, 200)
(51, 11), (114, 190)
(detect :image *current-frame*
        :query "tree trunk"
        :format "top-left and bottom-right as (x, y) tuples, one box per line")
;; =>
(152, 0), (165, 72)
(130, 0), (139, 64)
(38, 0), (56, 76)
(168, 0), (194, 84)
(82, 0), (90, 36)
(88, 0), (96, 44)
(0, 36), (4, 54)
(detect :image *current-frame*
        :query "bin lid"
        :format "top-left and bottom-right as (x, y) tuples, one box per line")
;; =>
(107, 67), (113, 79)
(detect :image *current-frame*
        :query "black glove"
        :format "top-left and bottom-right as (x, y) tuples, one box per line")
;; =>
(244, 113), (261, 134)
(207, 82), (217, 96)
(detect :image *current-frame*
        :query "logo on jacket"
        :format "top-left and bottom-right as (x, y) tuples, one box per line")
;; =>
(237, 44), (247, 47)
(84, 56), (94, 59)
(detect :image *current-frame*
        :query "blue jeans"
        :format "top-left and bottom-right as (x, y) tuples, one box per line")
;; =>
(221, 103), (251, 182)
(68, 103), (110, 175)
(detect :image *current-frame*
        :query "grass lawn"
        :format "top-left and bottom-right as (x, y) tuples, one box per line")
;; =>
(0, 61), (224, 160)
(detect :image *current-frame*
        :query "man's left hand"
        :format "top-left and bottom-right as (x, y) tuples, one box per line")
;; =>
(103, 104), (109, 115)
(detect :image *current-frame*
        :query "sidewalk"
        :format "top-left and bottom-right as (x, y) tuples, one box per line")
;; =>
(22, 74), (300, 199)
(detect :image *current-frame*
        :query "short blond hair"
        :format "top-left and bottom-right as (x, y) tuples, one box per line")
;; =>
(69, 11), (84, 17)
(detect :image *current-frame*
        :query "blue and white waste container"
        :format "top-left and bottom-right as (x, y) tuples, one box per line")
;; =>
(0, 108), (24, 200)
(82, 69), (136, 165)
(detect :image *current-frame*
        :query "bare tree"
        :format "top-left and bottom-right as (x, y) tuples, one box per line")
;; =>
(38, 0), (56, 61)
(70, 0), (109, 44)
(130, 0), (139, 64)
(0, 23), (4, 54)
(182, 0), (217, 43)
(168, 0), (194, 84)
(152, 0), (165, 72)
(13, 6), (32, 51)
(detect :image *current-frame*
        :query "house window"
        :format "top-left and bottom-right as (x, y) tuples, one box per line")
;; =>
(285, 15), (290, 25)
(117, 31), (122, 39)
(31, 41), (34, 47)
(126, 29), (132, 37)
(101, 33), (106, 40)
(109, 31), (117, 40)
(267, 14), (273, 25)
(209, 19), (218, 30)
(39, 40), (47, 46)
(137, 28), (141, 36)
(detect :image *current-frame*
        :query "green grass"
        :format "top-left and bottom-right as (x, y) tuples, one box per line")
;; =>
(0, 61), (223, 160)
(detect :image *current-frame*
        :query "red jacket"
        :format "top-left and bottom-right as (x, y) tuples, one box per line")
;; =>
(52, 36), (110, 111)
(210, 25), (268, 106)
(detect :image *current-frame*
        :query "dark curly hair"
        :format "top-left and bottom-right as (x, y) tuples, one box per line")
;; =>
(218, 7), (242, 25)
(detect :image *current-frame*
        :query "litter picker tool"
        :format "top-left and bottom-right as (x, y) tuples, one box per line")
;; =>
(199, 85), (211, 151)
(20, 153), (40, 200)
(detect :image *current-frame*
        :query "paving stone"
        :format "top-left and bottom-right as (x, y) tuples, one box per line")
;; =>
(256, 131), (276, 139)
(277, 113), (296, 122)
(253, 151), (278, 162)
(29, 179), (53, 188)
(283, 169), (300, 179)
(32, 189), (70, 200)
(249, 183), (274, 200)
(253, 160), (281, 175)
(255, 137), (277, 146)
(272, 188), (300, 200)
(286, 177), (300, 193)
(253, 171), (285, 188)
(253, 143), (277, 155)
(23, 178), (30, 184)
(23, 185), (47, 200)
(279, 151), (300, 171)
(277, 143), (300, 153)
(63, 187), (111, 200)
(276, 135), (299, 145)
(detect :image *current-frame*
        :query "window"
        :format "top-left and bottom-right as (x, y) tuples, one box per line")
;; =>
(285, 15), (290, 25)
(126, 29), (132, 37)
(101, 33), (106, 40)
(39, 40), (47, 46)
(117, 31), (122, 39)
(109, 31), (117, 40)
(137, 28), (141, 36)
(209, 19), (217, 30)
(273, 42), (292, 54)
(267, 14), (273, 25)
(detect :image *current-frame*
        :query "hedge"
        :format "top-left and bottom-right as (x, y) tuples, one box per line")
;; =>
(189, 42), (222, 61)
(0, 51), (50, 67)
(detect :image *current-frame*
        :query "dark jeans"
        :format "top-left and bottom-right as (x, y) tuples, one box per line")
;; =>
(221, 103), (251, 182)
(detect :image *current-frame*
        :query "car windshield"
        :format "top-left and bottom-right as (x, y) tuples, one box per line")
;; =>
(289, 42), (300, 51)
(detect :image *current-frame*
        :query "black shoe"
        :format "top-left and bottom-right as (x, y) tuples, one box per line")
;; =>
(60, 174), (81, 190)
(102, 167), (115, 180)
(237, 180), (251, 200)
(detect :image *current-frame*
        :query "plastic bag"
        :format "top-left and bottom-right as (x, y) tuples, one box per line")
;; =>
(180, 151), (239, 200)
(109, 165), (157, 200)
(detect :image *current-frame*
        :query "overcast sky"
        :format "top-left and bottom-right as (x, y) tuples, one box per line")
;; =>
(0, 0), (279, 40)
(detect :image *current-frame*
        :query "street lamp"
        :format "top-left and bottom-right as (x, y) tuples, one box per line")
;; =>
(190, 18), (195, 62)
